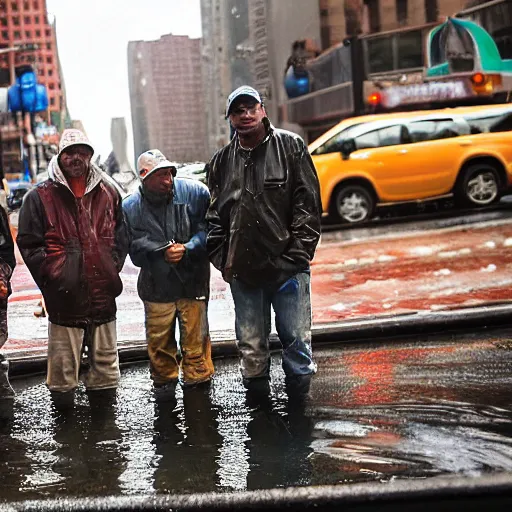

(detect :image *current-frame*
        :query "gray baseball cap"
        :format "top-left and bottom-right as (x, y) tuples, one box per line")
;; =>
(225, 86), (262, 118)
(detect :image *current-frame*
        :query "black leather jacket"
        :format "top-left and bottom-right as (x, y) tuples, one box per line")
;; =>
(206, 121), (321, 289)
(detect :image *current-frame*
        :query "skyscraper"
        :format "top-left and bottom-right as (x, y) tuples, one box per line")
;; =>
(127, 34), (207, 164)
(0, 0), (65, 122)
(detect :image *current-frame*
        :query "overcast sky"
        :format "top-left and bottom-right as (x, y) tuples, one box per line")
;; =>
(46, 0), (202, 163)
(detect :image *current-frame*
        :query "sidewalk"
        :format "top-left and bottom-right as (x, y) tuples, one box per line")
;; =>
(4, 215), (512, 367)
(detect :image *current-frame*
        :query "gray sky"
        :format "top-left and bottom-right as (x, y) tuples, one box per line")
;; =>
(47, 0), (202, 163)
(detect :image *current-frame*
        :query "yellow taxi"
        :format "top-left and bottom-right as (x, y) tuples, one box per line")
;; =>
(310, 104), (512, 223)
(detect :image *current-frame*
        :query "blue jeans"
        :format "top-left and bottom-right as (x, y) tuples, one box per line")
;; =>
(230, 272), (317, 380)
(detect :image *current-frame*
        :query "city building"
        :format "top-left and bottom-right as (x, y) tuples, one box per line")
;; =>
(0, 0), (66, 122)
(128, 34), (207, 164)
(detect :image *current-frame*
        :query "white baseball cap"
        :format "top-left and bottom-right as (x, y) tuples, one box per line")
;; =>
(137, 149), (177, 180)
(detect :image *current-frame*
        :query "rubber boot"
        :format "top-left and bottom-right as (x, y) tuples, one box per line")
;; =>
(0, 355), (14, 400)
(50, 389), (75, 411)
(285, 373), (313, 403)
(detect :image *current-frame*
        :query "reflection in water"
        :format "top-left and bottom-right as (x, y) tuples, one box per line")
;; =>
(246, 397), (314, 490)
(2, 338), (512, 500)
(153, 387), (222, 493)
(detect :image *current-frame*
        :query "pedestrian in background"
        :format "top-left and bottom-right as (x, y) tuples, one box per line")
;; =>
(206, 86), (321, 401)
(123, 150), (214, 404)
(17, 129), (128, 409)
(0, 206), (16, 399)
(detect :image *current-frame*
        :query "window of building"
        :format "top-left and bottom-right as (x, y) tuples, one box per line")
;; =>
(23, 1), (29, 9)
(425, 0), (438, 23)
(48, 82), (55, 90)
(0, 18), (6, 26)
(11, 1), (18, 11)
(33, 1), (38, 9)
(45, 28), (51, 36)
(39, 68), (44, 76)
(12, 16), (20, 25)
(50, 97), (55, 106)
(46, 55), (52, 63)
(25, 30), (31, 38)
(48, 69), (53, 76)
(46, 42), (51, 49)
(363, 0), (380, 33)
(396, 0), (408, 25)
(24, 15), (30, 23)
(34, 15), (39, 23)
(366, 36), (393, 73)
(397, 30), (423, 69)
(13, 30), (21, 39)
(1, 30), (8, 39)
(35, 29), (40, 36)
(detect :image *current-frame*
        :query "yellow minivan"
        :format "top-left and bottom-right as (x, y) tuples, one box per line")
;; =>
(310, 104), (512, 223)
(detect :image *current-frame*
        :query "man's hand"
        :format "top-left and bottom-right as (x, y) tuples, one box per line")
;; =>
(164, 244), (186, 264)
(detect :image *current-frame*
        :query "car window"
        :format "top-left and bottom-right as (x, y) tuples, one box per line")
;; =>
(354, 125), (402, 150)
(311, 123), (363, 155)
(407, 119), (461, 142)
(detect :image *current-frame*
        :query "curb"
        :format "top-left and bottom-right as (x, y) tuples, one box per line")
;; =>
(8, 303), (512, 378)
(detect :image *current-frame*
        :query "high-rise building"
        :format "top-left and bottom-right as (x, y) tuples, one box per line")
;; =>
(0, 0), (65, 121)
(200, 0), (234, 155)
(128, 34), (207, 164)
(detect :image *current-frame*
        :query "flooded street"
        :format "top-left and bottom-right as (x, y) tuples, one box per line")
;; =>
(2, 328), (512, 502)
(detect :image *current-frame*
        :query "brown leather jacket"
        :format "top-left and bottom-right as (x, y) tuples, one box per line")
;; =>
(17, 160), (128, 328)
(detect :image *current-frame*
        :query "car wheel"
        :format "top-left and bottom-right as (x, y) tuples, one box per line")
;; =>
(330, 184), (375, 224)
(456, 164), (501, 207)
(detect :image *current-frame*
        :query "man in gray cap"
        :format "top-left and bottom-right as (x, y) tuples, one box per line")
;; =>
(206, 86), (321, 402)
(17, 129), (128, 409)
(123, 150), (214, 403)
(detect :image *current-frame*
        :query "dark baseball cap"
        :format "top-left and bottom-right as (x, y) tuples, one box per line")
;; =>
(225, 86), (262, 118)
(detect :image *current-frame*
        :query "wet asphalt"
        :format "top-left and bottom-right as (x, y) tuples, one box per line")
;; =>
(2, 327), (512, 502)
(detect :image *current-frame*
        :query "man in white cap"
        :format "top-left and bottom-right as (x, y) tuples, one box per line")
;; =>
(17, 129), (128, 409)
(206, 86), (321, 403)
(123, 150), (214, 403)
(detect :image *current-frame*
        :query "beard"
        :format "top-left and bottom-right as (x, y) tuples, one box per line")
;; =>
(62, 159), (88, 178)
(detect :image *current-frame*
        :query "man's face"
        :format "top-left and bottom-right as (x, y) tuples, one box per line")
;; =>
(229, 98), (265, 135)
(142, 167), (174, 196)
(59, 145), (93, 178)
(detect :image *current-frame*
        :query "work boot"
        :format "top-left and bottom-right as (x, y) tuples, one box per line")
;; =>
(50, 390), (75, 411)
(153, 380), (178, 404)
(243, 376), (271, 410)
(0, 355), (14, 400)
(285, 374), (312, 403)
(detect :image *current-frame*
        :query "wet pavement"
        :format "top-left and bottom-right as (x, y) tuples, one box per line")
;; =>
(3, 209), (512, 358)
(2, 327), (512, 501)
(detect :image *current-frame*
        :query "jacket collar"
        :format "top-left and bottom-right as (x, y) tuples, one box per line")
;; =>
(48, 155), (103, 195)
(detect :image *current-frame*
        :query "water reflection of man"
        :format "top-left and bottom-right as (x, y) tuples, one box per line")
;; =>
(206, 86), (322, 402)
(51, 391), (126, 497)
(153, 387), (221, 493)
(246, 398), (314, 490)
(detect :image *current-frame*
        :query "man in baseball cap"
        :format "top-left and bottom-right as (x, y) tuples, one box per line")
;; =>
(123, 149), (214, 404)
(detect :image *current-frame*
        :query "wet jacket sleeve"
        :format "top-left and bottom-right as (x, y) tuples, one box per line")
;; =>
(206, 159), (227, 271)
(113, 194), (129, 272)
(16, 189), (47, 287)
(284, 141), (322, 266)
(0, 207), (15, 296)
(183, 185), (210, 259)
(122, 197), (167, 268)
